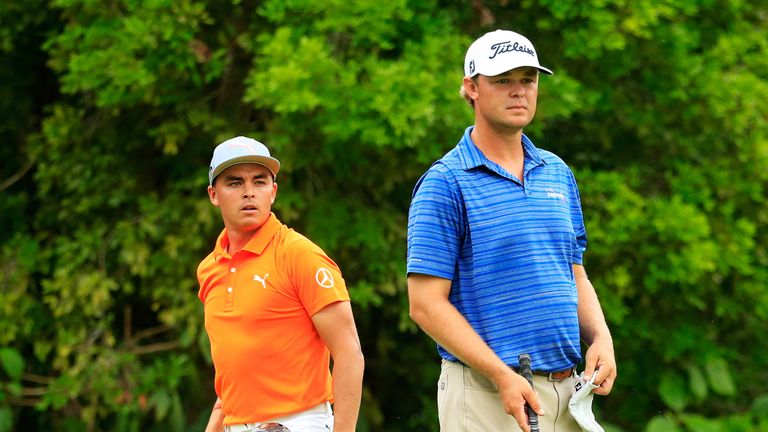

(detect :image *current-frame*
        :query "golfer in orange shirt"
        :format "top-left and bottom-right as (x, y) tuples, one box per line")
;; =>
(198, 136), (364, 432)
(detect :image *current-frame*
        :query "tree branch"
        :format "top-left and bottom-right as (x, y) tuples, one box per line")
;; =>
(129, 324), (173, 345)
(6, 395), (42, 407)
(132, 340), (180, 355)
(21, 373), (53, 385)
(0, 159), (33, 191)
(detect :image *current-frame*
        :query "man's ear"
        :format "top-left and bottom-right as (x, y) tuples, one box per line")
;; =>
(463, 76), (479, 101)
(207, 185), (219, 206)
(271, 182), (278, 204)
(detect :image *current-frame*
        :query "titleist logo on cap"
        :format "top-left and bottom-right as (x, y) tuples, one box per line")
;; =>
(464, 29), (553, 77)
(489, 41), (535, 59)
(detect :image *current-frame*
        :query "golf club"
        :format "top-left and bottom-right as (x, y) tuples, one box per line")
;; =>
(518, 353), (540, 432)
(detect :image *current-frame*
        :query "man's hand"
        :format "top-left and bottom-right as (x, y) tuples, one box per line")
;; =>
(495, 369), (545, 432)
(582, 338), (616, 395)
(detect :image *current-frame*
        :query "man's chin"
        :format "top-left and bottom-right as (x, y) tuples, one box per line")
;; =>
(231, 216), (268, 232)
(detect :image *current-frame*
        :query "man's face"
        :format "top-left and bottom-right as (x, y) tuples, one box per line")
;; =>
(207, 163), (277, 235)
(466, 66), (539, 131)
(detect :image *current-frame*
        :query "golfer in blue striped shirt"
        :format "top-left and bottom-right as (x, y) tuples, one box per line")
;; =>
(407, 29), (617, 432)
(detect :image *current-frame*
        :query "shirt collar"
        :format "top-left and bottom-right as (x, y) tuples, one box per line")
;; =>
(456, 126), (548, 172)
(213, 212), (281, 260)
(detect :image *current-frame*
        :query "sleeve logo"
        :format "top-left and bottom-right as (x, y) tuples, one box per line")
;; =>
(315, 268), (335, 288)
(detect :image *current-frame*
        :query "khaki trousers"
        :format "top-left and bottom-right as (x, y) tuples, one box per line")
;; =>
(438, 360), (581, 432)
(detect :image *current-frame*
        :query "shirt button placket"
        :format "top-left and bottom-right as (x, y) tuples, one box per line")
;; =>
(226, 266), (236, 307)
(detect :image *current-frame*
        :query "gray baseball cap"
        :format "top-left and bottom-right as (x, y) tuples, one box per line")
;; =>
(464, 29), (553, 77)
(208, 136), (281, 185)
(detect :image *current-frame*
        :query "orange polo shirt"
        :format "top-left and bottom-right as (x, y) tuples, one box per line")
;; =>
(197, 213), (350, 425)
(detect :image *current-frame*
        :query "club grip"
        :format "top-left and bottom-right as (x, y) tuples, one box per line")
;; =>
(518, 353), (540, 432)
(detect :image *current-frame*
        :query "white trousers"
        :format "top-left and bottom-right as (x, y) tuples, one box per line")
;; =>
(225, 402), (334, 432)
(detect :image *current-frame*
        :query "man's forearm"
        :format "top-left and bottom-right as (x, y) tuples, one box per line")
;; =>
(408, 275), (511, 384)
(330, 352), (364, 432)
(204, 397), (224, 432)
(574, 264), (617, 393)
(574, 267), (612, 346)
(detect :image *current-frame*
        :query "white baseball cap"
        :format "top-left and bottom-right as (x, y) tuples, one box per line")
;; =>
(208, 136), (281, 185)
(464, 29), (553, 77)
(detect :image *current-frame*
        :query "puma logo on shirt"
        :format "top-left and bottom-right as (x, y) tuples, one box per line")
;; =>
(253, 273), (270, 288)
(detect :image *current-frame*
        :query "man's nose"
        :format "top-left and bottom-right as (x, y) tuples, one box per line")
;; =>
(510, 83), (525, 96)
(242, 184), (256, 197)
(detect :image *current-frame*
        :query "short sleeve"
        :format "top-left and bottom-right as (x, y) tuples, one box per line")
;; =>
(406, 166), (464, 280)
(283, 238), (350, 316)
(567, 168), (587, 264)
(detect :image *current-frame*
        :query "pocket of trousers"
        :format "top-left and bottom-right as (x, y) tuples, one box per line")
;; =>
(462, 365), (497, 392)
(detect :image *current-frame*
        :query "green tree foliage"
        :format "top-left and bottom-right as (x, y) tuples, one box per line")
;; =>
(1, 0), (767, 431)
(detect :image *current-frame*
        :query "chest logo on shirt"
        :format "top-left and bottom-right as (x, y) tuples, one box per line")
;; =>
(546, 188), (566, 202)
(315, 268), (335, 289)
(253, 273), (270, 289)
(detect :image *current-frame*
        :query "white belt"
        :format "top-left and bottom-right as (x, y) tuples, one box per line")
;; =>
(225, 402), (332, 432)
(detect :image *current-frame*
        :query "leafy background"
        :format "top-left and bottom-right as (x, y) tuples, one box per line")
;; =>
(1, 0), (767, 431)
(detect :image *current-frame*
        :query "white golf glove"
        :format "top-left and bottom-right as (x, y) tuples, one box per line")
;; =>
(568, 370), (605, 432)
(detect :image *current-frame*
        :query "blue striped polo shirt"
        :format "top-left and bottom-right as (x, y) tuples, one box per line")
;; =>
(407, 126), (586, 371)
